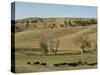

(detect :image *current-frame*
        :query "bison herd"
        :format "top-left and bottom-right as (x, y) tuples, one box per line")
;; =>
(53, 61), (97, 67)
(27, 61), (47, 66)
(27, 61), (97, 67)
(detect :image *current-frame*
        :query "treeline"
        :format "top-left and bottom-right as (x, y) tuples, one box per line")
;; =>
(11, 20), (23, 32)
(64, 18), (97, 26)
(11, 18), (97, 32)
(14, 18), (97, 27)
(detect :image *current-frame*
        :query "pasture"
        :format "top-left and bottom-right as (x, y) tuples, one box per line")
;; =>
(12, 18), (97, 73)
(15, 50), (97, 73)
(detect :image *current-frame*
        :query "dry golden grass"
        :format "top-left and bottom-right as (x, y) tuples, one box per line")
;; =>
(14, 23), (97, 73)
(15, 25), (97, 52)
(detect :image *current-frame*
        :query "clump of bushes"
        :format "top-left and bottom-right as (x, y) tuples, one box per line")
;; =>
(39, 37), (60, 55)
(73, 33), (97, 55)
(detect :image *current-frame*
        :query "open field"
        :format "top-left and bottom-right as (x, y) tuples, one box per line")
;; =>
(15, 51), (97, 73)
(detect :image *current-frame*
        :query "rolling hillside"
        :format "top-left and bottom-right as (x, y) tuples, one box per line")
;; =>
(14, 18), (97, 73)
(15, 24), (97, 52)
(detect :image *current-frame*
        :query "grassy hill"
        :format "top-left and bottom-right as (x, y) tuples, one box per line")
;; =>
(13, 17), (97, 54)
(15, 24), (97, 52)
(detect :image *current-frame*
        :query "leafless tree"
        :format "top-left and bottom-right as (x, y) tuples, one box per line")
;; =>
(39, 37), (60, 55)
(74, 34), (92, 55)
(39, 37), (48, 55)
(49, 38), (60, 55)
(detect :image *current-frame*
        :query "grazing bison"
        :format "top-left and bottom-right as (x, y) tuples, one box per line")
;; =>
(67, 62), (79, 67)
(63, 62), (68, 65)
(78, 61), (82, 64)
(33, 61), (40, 65)
(79, 61), (87, 65)
(60, 63), (67, 66)
(41, 62), (47, 66)
(27, 61), (31, 64)
(84, 62), (87, 65)
(87, 62), (97, 66)
(53, 64), (60, 67)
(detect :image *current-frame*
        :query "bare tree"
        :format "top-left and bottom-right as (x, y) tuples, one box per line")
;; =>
(26, 21), (30, 29)
(74, 34), (92, 55)
(39, 37), (60, 55)
(39, 37), (48, 55)
(49, 38), (60, 55)
(92, 40), (97, 51)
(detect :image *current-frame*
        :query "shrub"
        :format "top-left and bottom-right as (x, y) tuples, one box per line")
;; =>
(39, 37), (60, 55)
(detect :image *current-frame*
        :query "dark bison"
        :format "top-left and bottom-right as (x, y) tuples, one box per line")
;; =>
(27, 61), (31, 64)
(78, 61), (82, 64)
(60, 63), (67, 66)
(63, 62), (68, 65)
(41, 63), (47, 66)
(53, 64), (60, 67)
(78, 61), (87, 65)
(87, 62), (97, 66)
(67, 62), (79, 67)
(84, 62), (87, 64)
(33, 61), (40, 65)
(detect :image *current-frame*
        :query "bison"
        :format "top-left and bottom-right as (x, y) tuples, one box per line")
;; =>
(41, 62), (47, 66)
(87, 62), (97, 66)
(27, 61), (31, 64)
(53, 64), (60, 67)
(33, 61), (40, 65)
(67, 62), (79, 67)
